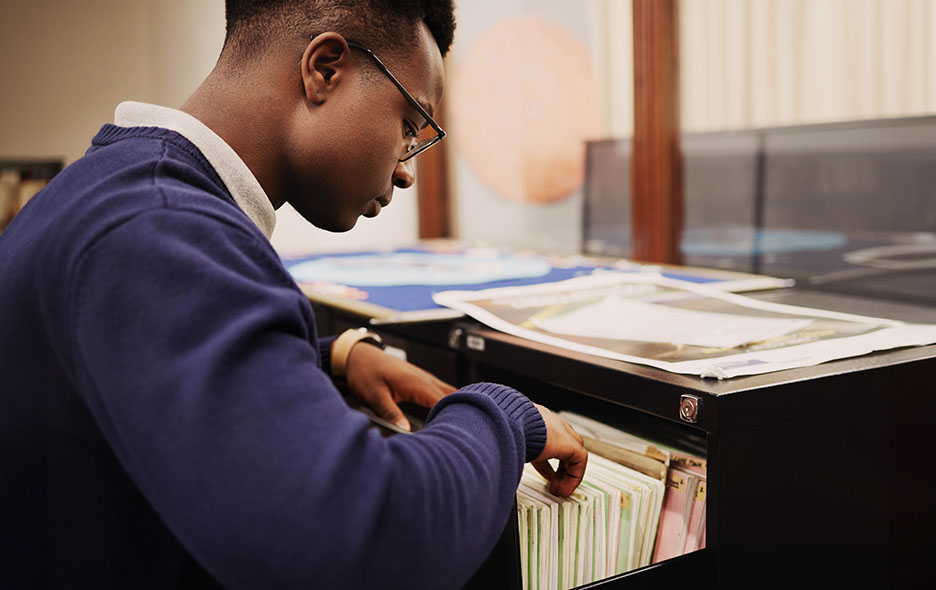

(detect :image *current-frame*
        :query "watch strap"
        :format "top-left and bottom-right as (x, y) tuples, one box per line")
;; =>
(331, 328), (385, 378)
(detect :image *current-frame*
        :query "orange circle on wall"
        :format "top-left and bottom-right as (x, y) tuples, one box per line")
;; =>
(450, 17), (602, 204)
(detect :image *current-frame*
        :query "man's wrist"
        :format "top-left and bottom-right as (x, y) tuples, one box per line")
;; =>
(331, 328), (385, 378)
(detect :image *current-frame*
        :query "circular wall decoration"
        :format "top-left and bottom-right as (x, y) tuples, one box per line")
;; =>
(450, 17), (602, 204)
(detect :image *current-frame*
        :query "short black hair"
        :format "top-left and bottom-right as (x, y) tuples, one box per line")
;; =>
(223, 0), (456, 59)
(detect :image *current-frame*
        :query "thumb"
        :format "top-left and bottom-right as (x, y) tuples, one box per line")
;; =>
(368, 388), (411, 432)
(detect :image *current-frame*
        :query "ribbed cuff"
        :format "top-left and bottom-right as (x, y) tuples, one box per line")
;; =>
(459, 382), (547, 463)
(318, 335), (337, 373)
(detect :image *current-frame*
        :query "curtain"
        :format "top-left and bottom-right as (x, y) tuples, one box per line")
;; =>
(678, 0), (936, 132)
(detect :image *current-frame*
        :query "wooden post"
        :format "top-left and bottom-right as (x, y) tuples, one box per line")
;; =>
(631, 0), (684, 264)
(416, 102), (451, 239)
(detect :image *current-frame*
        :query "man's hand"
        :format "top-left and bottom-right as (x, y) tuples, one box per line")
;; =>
(531, 404), (588, 497)
(344, 342), (456, 431)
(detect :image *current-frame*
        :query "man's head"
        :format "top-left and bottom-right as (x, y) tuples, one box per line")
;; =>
(214, 1), (455, 232)
(223, 1), (455, 62)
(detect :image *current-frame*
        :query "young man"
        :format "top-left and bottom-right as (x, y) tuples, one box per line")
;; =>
(0, 1), (586, 588)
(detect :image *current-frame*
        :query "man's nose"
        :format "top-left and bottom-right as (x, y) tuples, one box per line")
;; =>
(393, 158), (416, 189)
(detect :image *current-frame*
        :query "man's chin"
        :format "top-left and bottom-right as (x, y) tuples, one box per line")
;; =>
(303, 217), (355, 233)
(299, 212), (356, 233)
(332, 218), (359, 232)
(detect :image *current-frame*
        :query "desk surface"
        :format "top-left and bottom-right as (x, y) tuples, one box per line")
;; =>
(284, 245), (792, 320)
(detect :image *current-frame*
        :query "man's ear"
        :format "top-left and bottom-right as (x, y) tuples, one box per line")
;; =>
(301, 33), (351, 105)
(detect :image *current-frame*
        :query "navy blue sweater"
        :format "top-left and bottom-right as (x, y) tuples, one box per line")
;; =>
(0, 125), (546, 589)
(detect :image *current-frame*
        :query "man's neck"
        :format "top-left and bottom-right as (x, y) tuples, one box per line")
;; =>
(181, 69), (287, 210)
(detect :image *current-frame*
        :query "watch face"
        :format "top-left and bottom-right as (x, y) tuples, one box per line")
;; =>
(357, 328), (386, 350)
(364, 335), (386, 350)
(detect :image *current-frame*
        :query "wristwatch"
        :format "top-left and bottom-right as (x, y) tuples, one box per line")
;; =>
(331, 327), (386, 378)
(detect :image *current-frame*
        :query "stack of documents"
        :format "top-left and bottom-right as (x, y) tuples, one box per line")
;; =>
(557, 412), (671, 480)
(651, 467), (706, 562)
(557, 411), (708, 562)
(518, 412), (707, 589)
(517, 454), (665, 589)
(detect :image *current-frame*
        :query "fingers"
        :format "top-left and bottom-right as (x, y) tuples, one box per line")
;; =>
(531, 452), (587, 498)
(356, 381), (411, 431)
(433, 374), (458, 395)
(369, 383), (410, 431)
(550, 449), (588, 498)
(402, 370), (455, 408)
(531, 458), (555, 482)
(371, 391), (411, 431)
(531, 404), (588, 497)
(350, 344), (455, 408)
(406, 374), (449, 408)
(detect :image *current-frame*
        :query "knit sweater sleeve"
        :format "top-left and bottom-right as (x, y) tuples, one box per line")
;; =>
(431, 382), (547, 463)
(317, 334), (337, 373)
(66, 208), (545, 589)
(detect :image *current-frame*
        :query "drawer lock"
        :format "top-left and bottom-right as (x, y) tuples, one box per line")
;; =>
(679, 394), (701, 424)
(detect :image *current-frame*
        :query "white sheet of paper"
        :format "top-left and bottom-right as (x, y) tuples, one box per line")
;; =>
(532, 293), (813, 348)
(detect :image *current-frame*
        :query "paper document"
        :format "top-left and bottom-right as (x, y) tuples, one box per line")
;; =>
(517, 452), (668, 589)
(532, 293), (811, 348)
(434, 271), (936, 378)
(518, 411), (708, 588)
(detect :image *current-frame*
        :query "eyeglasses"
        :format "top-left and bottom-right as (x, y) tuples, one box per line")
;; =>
(344, 40), (446, 162)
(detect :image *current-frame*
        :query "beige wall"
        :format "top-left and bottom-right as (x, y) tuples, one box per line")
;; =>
(0, 0), (224, 165)
(0, 0), (419, 255)
(596, 0), (634, 138)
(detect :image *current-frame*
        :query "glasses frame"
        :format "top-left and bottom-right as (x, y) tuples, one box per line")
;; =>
(340, 39), (446, 162)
